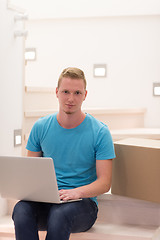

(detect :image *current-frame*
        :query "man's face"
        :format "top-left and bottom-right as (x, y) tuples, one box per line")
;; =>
(56, 77), (87, 115)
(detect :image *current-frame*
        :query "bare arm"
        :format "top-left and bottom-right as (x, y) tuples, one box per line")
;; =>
(27, 150), (42, 157)
(27, 150), (113, 201)
(59, 159), (112, 201)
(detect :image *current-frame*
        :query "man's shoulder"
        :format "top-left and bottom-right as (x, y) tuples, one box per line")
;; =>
(35, 113), (57, 127)
(86, 113), (108, 130)
(38, 113), (56, 122)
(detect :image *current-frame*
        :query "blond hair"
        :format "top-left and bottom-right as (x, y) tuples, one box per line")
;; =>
(57, 67), (87, 89)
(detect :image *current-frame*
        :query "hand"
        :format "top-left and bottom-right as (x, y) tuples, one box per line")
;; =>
(59, 188), (82, 201)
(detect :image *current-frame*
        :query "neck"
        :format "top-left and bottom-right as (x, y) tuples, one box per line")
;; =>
(57, 110), (86, 129)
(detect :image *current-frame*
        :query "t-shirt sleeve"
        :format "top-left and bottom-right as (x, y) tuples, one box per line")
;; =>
(95, 126), (116, 160)
(26, 120), (42, 152)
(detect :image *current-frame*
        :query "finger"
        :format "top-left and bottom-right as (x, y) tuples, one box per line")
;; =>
(59, 189), (64, 194)
(59, 190), (66, 197)
(60, 195), (70, 201)
(59, 192), (69, 199)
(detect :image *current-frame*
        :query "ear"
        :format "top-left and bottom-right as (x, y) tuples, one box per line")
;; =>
(56, 87), (59, 98)
(83, 90), (87, 101)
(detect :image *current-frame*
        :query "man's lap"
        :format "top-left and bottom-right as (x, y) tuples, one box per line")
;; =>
(12, 198), (98, 233)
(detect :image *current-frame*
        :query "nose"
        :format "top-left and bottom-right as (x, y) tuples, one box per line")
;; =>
(68, 93), (74, 102)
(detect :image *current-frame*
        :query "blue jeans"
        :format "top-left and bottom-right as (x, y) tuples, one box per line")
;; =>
(12, 198), (98, 240)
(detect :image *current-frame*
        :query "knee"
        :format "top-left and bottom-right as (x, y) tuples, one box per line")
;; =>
(47, 207), (72, 239)
(12, 201), (33, 225)
(48, 207), (69, 229)
(48, 207), (64, 223)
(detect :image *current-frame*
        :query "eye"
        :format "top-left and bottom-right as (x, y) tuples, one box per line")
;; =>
(62, 90), (69, 94)
(75, 91), (81, 95)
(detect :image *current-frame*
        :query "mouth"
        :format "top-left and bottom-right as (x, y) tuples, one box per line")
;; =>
(66, 104), (75, 108)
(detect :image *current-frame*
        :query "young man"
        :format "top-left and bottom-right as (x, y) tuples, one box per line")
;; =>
(12, 67), (115, 240)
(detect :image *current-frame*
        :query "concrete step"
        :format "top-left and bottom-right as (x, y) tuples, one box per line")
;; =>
(0, 216), (14, 239)
(24, 86), (58, 111)
(0, 216), (159, 240)
(97, 194), (160, 227)
(1, 195), (160, 240)
(71, 223), (158, 240)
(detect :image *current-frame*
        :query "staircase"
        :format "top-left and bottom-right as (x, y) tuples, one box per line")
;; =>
(22, 86), (58, 156)
(0, 194), (160, 240)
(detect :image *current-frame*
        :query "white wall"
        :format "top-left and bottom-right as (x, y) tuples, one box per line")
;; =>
(0, 0), (24, 156)
(0, 0), (25, 217)
(25, 15), (160, 128)
(8, 0), (160, 19)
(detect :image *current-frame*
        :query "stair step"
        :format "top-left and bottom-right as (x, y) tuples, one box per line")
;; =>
(97, 194), (160, 227)
(70, 223), (158, 240)
(0, 216), (159, 240)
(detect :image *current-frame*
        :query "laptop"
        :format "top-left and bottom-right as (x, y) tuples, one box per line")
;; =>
(0, 156), (81, 204)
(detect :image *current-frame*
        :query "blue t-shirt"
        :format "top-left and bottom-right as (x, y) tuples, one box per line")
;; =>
(26, 113), (115, 204)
